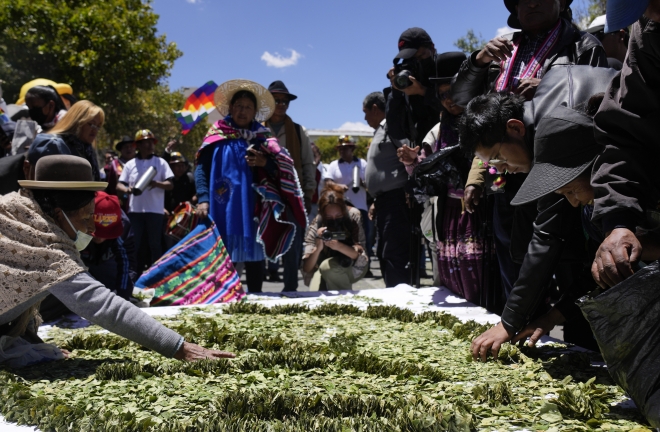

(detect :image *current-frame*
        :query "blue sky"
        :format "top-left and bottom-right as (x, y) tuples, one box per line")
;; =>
(152, 0), (513, 131)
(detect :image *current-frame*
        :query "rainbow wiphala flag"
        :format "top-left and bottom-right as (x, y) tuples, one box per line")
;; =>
(0, 107), (9, 124)
(173, 81), (218, 135)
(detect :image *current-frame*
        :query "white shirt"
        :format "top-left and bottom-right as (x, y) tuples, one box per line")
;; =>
(323, 157), (368, 211)
(118, 156), (174, 214)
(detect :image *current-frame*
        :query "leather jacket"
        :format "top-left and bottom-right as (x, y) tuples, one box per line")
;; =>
(503, 192), (588, 333)
(452, 18), (608, 108)
(384, 54), (445, 147)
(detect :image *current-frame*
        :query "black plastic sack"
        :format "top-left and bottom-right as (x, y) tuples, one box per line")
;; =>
(578, 260), (660, 426)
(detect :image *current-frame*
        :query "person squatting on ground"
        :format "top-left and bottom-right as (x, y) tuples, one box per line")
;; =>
(302, 183), (368, 291)
(323, 136), (371, 262)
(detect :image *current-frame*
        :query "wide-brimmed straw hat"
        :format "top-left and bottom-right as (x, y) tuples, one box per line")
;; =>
(19, 155), (108, 191)
(214, 79), (275, 123)
(511, 105), (599, 206)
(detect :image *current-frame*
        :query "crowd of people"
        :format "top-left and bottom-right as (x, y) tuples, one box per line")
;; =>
(1, 0), (660, 422)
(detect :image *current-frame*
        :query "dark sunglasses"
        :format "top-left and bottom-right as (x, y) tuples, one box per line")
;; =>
(274, 99), (289, 106)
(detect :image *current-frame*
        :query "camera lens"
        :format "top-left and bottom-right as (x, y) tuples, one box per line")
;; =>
(394, 70), (412, 89)
(321, 230), (333, 241)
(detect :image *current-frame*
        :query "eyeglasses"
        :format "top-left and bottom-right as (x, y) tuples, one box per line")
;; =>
(274, 99), (289, 106)
(487, 142), (507, 165)
(88, 123), (101, 131)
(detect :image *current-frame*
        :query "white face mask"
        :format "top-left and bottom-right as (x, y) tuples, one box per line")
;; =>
(61, 211), (94, 251)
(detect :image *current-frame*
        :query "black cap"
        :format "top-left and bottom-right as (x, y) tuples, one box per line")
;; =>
(27, 134), (72, 165)
(511, 105), (599, 206)
(268, 80), (297, 101)
(395, 27), (433, 60)
(429, 52), (467, 84)
(504, 0), (573, 29)
(114, 135), (134, 152)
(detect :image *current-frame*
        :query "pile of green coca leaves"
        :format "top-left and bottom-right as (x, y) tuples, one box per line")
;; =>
(0, 302), (650, 431)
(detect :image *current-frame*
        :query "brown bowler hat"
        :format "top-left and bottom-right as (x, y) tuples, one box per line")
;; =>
(19, 155), (108, 191)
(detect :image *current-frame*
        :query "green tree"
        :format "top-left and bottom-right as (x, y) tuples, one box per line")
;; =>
(572, 0), (607, 29)
(454, 29), (488, 55)
(315, 136), (370, 164)
(0, 0), (181, 138)
(98, 84), (209, 163)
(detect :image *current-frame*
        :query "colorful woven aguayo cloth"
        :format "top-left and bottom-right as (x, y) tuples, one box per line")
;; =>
(135, 218), (244, 306)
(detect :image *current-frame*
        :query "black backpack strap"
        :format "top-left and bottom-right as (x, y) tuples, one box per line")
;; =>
(294, 123), (302, 145)
(383, 122), (403, 150)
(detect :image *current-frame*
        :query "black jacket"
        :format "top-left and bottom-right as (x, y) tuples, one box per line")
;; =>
(384, 55), (445, 147)
(452, 18), (607, 108)
(503, 192), (587, 332)
(60, 134), (101, 181)
(591, 16), (660, 233)
(501, 65), (619, 331)
(165, 171), (196, 213)
(0, 154), (25, 195)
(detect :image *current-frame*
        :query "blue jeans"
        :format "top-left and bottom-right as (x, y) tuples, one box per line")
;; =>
(129, 212), (164, 269)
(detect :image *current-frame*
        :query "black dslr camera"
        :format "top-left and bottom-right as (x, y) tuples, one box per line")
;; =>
(392, 59), (422, 90)
(321, 230), (347, 241)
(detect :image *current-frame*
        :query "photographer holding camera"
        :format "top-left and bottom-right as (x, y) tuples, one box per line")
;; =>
(385, 27), (443, 146)
(302, 183), (368, 291)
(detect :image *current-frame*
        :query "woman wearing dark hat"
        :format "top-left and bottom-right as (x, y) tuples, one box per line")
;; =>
(194, 79), (307, 293)
(397, 52), (492, 304)
(0, 155), (234, 366)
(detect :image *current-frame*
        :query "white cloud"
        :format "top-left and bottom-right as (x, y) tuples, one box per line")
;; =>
(495, 25), (516, 37)
(337, 122), (374, 132)
(185, 0), (201, 3)
(260, 49), (302, 68)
